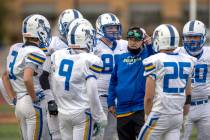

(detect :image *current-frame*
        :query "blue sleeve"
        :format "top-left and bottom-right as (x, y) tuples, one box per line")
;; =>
(145, 44), (155, 56)
(107, 57), (118, 108)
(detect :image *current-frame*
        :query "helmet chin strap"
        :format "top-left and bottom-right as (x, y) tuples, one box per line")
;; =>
(185, 46), (203, 57)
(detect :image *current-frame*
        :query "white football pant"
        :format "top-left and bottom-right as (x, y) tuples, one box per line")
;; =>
(15, 94), (51, 140)
(93, 96), (118, 140)
(58, 110), (93, 140)
(181, 98), (210, 140)
(138, 112), (183, 140)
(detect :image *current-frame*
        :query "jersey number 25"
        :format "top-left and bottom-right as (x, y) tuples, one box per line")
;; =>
(163, 62), (191, 94)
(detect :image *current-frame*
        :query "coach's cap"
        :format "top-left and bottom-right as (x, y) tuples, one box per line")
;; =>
(126, 27), (144, 41)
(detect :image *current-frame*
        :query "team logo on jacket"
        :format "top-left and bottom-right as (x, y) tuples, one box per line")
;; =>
(123, 56), (141, 64)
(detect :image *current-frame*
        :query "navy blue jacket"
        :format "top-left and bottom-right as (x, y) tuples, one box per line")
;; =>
(107, 45), (154, 115)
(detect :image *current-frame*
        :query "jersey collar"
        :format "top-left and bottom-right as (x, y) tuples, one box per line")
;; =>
(23, 42), (38, 47)
(100, 37), (117, 51)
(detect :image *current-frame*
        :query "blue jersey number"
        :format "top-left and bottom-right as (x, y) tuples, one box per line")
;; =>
(9, 51), (18, 80)
(101, 54), (114, 74)
(192, 64), (207, 83)
(163, 62), (191, 93)
(58, 59), (74, 91)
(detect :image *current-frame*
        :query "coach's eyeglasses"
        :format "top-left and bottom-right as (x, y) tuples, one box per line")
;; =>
(127, 30), (143, 41)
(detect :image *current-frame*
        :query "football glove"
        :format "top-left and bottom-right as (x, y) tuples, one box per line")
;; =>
(48, 100), (58, 116)
(12, 98), (17, 106)
(92, 120), (107, 137)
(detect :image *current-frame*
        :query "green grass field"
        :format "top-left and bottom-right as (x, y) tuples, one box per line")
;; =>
(0, 123), (22, 140)
(0, 104), (197, 139)
(0, 124), (197, 140)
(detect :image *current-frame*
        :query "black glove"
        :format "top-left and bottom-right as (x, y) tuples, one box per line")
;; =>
(48, 100), (58, 116)
(92, 120), (107, 137)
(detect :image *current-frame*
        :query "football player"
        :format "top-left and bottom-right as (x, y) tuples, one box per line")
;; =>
(2, 14), (52, 140)
(39, 9), (83, 140)
(48, 9), (83, 54)
(50, 19), (107, 140)
(176, 20), (210, 140)
(138, 24), (196, 140)
(93, 13), (127, 140)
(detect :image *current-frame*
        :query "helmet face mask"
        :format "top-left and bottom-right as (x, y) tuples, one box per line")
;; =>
(96, 13), (122, 41)
(102, 24), (121, 41)
(22, 14), (52, 50)
(183, 20), (206, 56)
(37, 18), (51, 48)
(84, 28), (96, 51)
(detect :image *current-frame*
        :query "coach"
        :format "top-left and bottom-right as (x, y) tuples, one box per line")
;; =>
(107, 26), (154, 140)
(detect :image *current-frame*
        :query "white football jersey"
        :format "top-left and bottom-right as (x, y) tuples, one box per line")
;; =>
(6, 43), (46, 98)
(48, 36), (68, 55)
(175, 47), (210, 99)
(143, 52), (196, 114)
(43, 36), (68, 72)
(51, 48), (103, 115)
(93, 39), (127, 95)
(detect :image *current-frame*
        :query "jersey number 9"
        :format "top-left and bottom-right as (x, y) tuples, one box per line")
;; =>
(58, 59), (74, 91)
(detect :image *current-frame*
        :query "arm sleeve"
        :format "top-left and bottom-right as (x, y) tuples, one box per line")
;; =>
(24, 62), (38, 72)
(43, 56), (51, 72)
(84, 55), (103, 79)
(145, 44), (155, 56)
(107, 59), (118, 108)
(25, 52), (46, 68)
(143, 56), (157, 80)
(86, 77), (106, 122)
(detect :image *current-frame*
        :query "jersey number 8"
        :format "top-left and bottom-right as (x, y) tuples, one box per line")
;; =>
(101, 54), (114, 74)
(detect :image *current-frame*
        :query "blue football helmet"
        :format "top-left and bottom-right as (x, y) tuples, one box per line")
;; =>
(183, 20), (206, 56)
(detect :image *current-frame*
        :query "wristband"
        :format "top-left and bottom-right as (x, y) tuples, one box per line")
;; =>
(185, 95), (191, 105)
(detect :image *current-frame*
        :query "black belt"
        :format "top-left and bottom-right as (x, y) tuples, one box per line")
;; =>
(100, 95), (108, 97)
